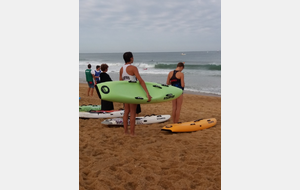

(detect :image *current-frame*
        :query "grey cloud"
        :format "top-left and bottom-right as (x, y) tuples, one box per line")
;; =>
(79, 0), (220, 52)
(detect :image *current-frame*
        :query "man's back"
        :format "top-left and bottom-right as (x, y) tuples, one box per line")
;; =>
(85, 69), (93, 82)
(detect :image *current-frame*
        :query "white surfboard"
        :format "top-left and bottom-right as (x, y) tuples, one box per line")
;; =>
(101, 114), (171, 125)
(79, 110), (124, 119)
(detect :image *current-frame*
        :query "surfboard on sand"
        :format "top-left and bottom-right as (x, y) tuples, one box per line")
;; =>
(161, 118), (217, 132)
(79, 104), (102, 112)
(95, 81), (182, 104)
(101, 114), (171, 125)
(79, 110), (124, 119)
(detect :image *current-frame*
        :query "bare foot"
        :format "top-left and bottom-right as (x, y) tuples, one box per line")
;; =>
(130, 133), (136, 137)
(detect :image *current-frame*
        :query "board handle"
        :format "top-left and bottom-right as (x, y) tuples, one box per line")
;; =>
(145, 114), (157, 117)
(153, 85), (162, 89)
(128, 81), (137, 83)
(194, 118), (204, 122)
(161, 84), (169, 87)
(135, 97), (144, 100)
(166, 93), (173, 96)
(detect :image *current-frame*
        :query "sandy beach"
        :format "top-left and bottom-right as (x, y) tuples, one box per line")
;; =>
(79, 83), (221, 190)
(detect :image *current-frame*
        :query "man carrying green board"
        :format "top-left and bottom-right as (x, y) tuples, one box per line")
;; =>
(119, 52), (152, 136)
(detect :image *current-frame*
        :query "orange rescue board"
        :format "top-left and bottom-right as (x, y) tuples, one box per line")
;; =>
(161, 118), (217, 132)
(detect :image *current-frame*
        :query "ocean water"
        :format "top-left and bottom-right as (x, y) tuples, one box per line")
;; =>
(79, 51), (221, 96)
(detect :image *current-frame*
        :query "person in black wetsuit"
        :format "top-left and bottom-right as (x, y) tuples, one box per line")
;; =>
(99, 64), (114, 110)
(166, 62), (185, 123)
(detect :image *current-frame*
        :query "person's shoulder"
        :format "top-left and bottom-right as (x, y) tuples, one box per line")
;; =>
(128, 64), (136, 68)
(128, 65), (138, 71)
(178, 71), (184, 78)
(178, 71), (184, 76)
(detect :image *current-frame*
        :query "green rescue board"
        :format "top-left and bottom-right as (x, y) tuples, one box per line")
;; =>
(95, 81), (182, 104)
(79, 105), (101, 112)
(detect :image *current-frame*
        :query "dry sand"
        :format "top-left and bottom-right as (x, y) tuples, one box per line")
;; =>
(79, 83), (221, 190)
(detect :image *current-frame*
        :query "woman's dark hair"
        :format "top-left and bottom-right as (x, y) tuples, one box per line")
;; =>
(177, 62), (185, 68)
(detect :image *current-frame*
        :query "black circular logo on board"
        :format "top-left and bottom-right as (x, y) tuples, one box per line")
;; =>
(101, 86), (110, 94)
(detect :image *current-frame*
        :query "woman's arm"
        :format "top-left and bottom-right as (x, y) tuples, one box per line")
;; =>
(180, 73), (185, 88)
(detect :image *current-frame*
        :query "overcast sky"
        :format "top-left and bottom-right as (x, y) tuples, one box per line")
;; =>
(79, 0), (220, 53)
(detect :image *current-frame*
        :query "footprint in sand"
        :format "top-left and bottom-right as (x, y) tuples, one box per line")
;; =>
(145, 176), (155, 182)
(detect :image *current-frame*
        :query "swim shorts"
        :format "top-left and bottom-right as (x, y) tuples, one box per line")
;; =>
(87, 81), (94, 88)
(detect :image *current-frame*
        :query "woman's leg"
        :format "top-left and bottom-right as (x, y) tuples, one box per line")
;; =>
(171, 99), (177, 123)
(174, 94), (183, 123)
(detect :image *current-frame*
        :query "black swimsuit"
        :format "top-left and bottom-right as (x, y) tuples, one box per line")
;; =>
(170, 70), (184, 90)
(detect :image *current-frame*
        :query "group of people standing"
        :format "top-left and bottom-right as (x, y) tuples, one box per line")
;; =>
(85, 63), (114, 110)
(84, 52), (185, 136)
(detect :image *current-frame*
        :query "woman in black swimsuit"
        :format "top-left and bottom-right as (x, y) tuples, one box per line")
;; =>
(166, 62), (185, 123)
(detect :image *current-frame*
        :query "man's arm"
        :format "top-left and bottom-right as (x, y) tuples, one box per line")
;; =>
(119, 67), (123, 81)
(91, 70), (96, 83)
(132, 67), (152, 102)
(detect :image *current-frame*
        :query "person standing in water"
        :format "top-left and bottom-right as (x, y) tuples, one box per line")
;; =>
(119, 52), (152, 136)
(166, 62), (185, 123)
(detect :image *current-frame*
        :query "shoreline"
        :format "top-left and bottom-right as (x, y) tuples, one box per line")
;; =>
(183, 89), (221, 97)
